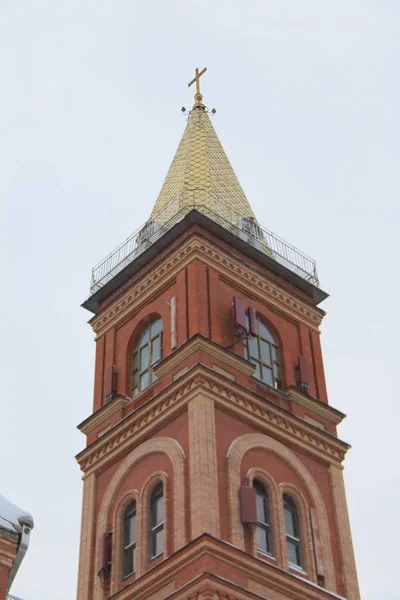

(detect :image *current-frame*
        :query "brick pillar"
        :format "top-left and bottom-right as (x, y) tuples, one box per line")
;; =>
(76, 472), (96, 600)
(188, 393), (220, 538)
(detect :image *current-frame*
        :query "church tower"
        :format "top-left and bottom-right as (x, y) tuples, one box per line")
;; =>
(76, 69), (360, 600)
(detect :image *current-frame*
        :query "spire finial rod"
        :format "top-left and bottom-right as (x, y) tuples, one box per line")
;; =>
(188, 67), (207, 106)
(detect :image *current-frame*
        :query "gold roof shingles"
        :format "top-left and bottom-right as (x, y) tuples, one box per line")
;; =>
(150, 106), (256, 224)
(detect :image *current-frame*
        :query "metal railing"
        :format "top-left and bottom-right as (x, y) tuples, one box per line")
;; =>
(8, 595), (24, 600)
(89, 202), (319, 296)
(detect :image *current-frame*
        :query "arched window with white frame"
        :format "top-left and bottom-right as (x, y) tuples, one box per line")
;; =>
(131, 317), (163, 396)
(254, 479), (273, 555)
(244, 316), (282, 389)
(283, 494), (303, 569)
(149, 482), (164, 559)
(122, 501), (137, 578)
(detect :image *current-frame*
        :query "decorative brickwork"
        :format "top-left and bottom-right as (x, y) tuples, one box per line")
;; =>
(226, 433), (336, 591)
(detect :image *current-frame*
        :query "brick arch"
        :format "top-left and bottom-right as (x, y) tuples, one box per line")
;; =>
(227, 433), (336, 591)
(95, 437), (186, 600)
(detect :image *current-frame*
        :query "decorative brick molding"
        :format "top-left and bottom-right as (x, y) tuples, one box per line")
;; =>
(329, 465), (360, 600)
(78, 395), (130, 436)
(76, 472), (96, 600)
(76, 367), (348, 477)
(286, 388), (345, 426)
(90, 235), (323, 338)
(155, 334), (255, 380)
(188, 394), (220, 538)
(226, 433), (336, 592)
(94, 437), (186, 600)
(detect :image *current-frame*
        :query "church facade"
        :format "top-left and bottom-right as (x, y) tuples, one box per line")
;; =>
(76, 71), (360, 600)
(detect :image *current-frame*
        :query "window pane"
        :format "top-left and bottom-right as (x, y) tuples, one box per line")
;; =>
(140, 371), (149, 390)
(284, 507), (295, 537)
(258, 321), (275, 343)
(156, 496), (164, 524)
(136, 328), (149, 348)
(123, 547), (134, 577)
(132, 370), (139, 389)
(133, 352), (139, 370)
(272, 345), (279, 362)
(287, 540), (301, 566)
(256, 492), (265, 521)
(140, 346), (149, 370)
(273, 363), (281, 382)
(260, 340), (271, 365)
(256, 525), (269, 553)
(254, 361), (261, 379)
(151, 318), (163, 337)
(151, 337), (161, 363)
(155, 529), (163, 556)
(262, 366), (273, 386)
(249, 336), (259, 359)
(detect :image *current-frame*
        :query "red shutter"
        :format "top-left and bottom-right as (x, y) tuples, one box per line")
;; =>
(239, 486), (257, 524)
(105, 366), (117, 403)
(248, 307), (257, 337)
(297, 356), (310, 389)
(97, 533), (107, 576)
(310, 508), (325, 578)
(233, 297), (247, 332)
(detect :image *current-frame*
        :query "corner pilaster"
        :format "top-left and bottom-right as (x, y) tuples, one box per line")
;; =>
(188, 393), (220, 538)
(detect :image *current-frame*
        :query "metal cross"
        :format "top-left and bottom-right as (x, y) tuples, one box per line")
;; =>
(188, 67), (207, 96)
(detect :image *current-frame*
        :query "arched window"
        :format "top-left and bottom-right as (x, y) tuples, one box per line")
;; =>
(149, 482), (164, 559)
(283, 494), (302, 568)
(122, 501), (136, 578)
(254, 480), (273, 555)
(244, 317), (282, 389)
(132, 317), (163, 396)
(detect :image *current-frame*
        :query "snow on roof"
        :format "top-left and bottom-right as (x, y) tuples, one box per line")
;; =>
(0, 494), (34, 535)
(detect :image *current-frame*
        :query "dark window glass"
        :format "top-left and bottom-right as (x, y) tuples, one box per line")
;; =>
(123, 502), (136, 578)
(253, 480), (273, 555)
(149, 483), (164, 559)
(244, 316), (282, 390)
(283, 494), (302, 568)
(132, 317), (163, 396)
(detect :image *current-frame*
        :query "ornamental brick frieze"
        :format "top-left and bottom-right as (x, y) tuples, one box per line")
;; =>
(90, 235), (323, 337)
(76, 366), (347, 475)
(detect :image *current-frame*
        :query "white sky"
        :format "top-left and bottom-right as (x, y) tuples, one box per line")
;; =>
(1, 2), (398, 599)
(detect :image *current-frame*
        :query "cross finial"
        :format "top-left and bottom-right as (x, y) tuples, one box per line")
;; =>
(188, 67), (207, 106)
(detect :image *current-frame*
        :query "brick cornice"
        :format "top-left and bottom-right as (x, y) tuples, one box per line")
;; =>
(105, 534), (345, 600)
(90, 234), (324, 337)
(154, 334), (255, 379)
(76, 366), (348, 475)
(77, 395), (130, 435)
(286, 387), (345, 426)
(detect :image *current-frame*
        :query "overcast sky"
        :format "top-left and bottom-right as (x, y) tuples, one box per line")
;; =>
(1, 2), (399, 599)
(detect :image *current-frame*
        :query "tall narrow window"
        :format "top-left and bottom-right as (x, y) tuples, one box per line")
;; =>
(149, 482), (164, 559)
(254, 480), (273, 555)
(132, 317), (163, 396)
(283, 494), (302, 568)
(122, 501), (136, 578)
(244, 316), (282, 389)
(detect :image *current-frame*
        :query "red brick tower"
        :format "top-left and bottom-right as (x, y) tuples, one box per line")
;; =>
(76, 70), (360, 600)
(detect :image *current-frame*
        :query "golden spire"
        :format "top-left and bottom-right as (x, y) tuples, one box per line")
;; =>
(188, 67), (207, 106)
(150, 69), (257, 225)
